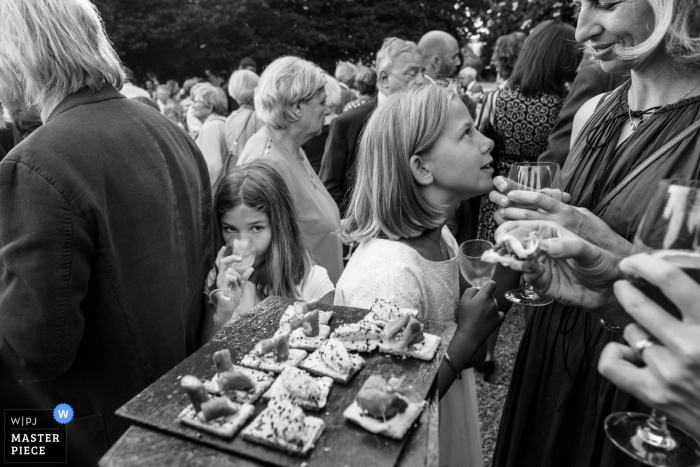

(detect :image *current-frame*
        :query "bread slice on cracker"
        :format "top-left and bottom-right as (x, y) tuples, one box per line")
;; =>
(262, 367), (333, 411)
(378, 332), (441, 361)
(241, 398), (325, 456)
(274, 324), (331, 351)
(203, 365), (274, 404)
(280, 305), (334, 326)
(239, 349), (307, 374)
(343, 400), (426, 440)
(330, 321), (382, 353)
(363, 299), (419, 329)
(299, 349), (364, 384)
(178, 402), (255, 438)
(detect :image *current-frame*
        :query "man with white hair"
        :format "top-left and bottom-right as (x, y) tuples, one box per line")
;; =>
(0, 0), (209, 462)
(334, 61), (358, 112)
(320, 37), (424, 216)
(418, 30), (462, 79)
(458, 66), (484, 96)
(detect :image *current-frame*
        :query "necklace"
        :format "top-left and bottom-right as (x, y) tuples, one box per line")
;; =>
(424, 230), (445, 258)
(628, 80), (700, 130)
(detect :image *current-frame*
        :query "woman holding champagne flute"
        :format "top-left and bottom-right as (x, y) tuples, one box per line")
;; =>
(488, 0), (700, 466)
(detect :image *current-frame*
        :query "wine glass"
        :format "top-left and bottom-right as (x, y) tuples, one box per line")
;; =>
(459, 240), (496, 290)
(604, 179), (700, 467)
(209, 233), (257, 310)
(503, 162), (562, 306)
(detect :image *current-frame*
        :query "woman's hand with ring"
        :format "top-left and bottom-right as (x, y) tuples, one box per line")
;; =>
(598, 253), (700, 439)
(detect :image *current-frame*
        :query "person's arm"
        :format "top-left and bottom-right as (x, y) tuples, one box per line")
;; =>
(0, 161), (92, 381)
(319, 117), (350, 210)
(438, 282), (503, 397)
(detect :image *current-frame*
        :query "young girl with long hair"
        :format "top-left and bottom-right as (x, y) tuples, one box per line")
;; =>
(201, 162), (335, 343)
(336, 81), (504, 467)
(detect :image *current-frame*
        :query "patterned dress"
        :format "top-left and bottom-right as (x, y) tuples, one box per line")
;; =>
(477, 88), (565, 242)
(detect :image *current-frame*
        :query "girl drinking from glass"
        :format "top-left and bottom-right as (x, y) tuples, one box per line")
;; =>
(201, 162), (335, 343)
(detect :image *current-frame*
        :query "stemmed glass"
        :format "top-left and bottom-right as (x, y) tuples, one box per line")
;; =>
(604, 179), (700, 467)
(504, 162), (562, 306)
(209, 233), (257, 310)
(459, 240), (496, 290)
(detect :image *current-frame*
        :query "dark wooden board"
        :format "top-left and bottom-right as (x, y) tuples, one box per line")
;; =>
(115, 297), (455, 467)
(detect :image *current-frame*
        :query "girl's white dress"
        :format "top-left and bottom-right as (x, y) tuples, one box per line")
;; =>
(335, 227), (484, 467)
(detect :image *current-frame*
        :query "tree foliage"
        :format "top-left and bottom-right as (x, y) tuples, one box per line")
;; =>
(93, 0), (576, 82)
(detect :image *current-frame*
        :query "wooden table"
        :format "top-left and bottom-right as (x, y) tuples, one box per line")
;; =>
(100, 298), (446, 467)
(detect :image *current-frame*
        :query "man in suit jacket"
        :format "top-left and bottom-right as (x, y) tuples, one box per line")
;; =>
(0, 1), (209, 464)
(320, 37), (425, 216)
(539, 61), (628, 166)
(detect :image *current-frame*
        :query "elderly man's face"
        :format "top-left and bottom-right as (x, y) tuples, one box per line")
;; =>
(439, 42), (462, 78)
(384, 51), (425, 96)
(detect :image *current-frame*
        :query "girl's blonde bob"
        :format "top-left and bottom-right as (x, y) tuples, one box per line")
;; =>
(341, 81), (458, 244)
(0, 0), (124, 112)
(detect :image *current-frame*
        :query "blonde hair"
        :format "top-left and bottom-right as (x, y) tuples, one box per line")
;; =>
(597, 0), (700, 70)
(228, 69), (259, 107)
(376, 38), (421, 76)
(255, 56), (326, 130)
(194, 84), (228, 115)
(0, 0), (124, 112)
(341, 82), (456, 244)
(324, 75), (343, 108)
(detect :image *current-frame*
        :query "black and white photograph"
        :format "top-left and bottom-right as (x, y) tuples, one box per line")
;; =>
(2, 0), (700, 466)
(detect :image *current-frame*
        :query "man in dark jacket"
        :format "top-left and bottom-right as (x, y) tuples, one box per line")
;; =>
(0, 1), (210, 464)
(320, 37), (425, 216)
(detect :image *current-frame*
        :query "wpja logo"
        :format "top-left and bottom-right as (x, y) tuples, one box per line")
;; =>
(4, 405), (71, 463)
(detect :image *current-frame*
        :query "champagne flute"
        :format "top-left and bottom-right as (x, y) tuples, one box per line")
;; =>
(209, 233), (257, 310)
(504, 162), (562, 306)
(604, 179), (700, 467)
(459, 240), (496, 290)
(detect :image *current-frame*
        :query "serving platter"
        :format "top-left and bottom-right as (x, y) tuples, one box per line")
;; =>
(115, 296), (455, 467)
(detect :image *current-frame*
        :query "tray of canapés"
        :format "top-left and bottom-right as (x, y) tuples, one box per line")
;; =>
(117, 298), (454, 467)
(179, 299), (440, 450)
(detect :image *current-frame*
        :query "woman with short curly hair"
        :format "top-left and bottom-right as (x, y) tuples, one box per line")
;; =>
(237, 56), (343, 283)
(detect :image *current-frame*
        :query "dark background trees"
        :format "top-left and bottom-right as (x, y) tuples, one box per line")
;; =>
(93, 0), (577, 83)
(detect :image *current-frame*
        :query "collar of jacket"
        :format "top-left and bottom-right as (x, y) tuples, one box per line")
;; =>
(46, 82), (124, 124)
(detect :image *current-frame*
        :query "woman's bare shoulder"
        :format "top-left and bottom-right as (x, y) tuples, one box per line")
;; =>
(570, 92), (607, 150)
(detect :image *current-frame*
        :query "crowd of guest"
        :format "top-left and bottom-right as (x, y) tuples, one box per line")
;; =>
(2, 0), (700, 467)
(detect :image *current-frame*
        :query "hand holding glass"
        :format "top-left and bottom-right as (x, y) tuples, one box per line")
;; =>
(504, 162), (561, 306)
(605, 179), (700, 467)
(459, 240), (496, 289)
(209, 234), (257, 310)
